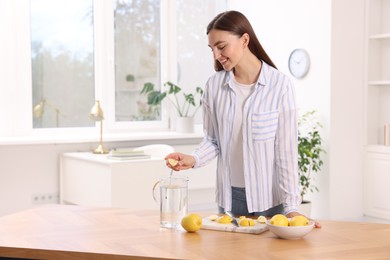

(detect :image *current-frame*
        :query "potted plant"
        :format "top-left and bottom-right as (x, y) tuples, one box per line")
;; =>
(297, 110), (325, 216)
(125, 74), (135, 89)
(140, 81), (203, 132)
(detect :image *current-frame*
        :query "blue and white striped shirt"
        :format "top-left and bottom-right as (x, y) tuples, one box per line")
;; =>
(192, 62), (301, 214)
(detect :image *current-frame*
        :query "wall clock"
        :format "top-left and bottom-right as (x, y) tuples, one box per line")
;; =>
(288, 48), (310, 79)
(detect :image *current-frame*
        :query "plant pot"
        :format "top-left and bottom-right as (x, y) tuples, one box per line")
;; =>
(298, 200), (312, 217)
(176, 116), (194, 133)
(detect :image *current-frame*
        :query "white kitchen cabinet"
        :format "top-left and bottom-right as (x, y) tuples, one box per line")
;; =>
(363, 0), (390, 220)
(60, 150), (217, 211)
(364, 147), (390, 220)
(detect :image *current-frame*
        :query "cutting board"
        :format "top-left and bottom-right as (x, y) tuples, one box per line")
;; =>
(201, 218), (268, 234)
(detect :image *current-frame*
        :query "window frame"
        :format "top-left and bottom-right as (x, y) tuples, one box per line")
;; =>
(0, 0), (225, 144)
(103, 0), (174, 132)
(1, 0), (177, 142)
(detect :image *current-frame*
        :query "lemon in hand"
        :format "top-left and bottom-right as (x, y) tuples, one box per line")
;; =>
(181, 213), (202, 232)
(270, 214), (289, 226)
(167, 158), (178, 167)
(289, 215), (309, 226)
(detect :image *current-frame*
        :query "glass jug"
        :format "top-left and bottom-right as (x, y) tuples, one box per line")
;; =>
(153, 176), (188, 228)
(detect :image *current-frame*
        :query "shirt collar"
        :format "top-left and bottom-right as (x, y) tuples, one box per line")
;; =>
(258, 61), (269, 87)
(224, 61), (269, 89)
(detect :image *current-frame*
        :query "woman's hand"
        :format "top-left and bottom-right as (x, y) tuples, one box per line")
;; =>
(165, 152), (196, 171)
(286, 211), (321, 228)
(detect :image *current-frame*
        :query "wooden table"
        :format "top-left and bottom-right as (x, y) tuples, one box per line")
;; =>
(1, 205), (390, 260)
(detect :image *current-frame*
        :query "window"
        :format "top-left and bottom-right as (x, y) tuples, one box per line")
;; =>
(176, 0), (227, 125)
(31, 0), (95, 128)
(0, 0), (226, 141)
(114, 1), (161, 122)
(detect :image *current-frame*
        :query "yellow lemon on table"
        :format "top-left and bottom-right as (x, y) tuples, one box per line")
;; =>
(289, 216), (309, 226)
(181, 213), (202, 232)
(217, 215), (232, 224)
(239, 218), (255, 227)
(167, 158), (178, 167)
(270, 214), (289, 226)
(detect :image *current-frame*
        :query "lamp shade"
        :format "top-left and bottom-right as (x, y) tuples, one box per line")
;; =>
(33, 101), (45, 118)
(89, 100), (104, 121)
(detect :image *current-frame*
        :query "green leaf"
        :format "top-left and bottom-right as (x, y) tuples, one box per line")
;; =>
(165, 81), (181, 94)
(184, 93), (195, 106)
(147, 91), (166, 105)
(140, 82), (155, 95)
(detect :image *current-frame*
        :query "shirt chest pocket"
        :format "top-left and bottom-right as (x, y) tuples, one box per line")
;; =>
(251, 111), (279, 142)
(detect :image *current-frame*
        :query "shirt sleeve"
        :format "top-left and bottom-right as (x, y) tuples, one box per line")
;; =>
(191, 80), (219, 168)
(275, 80), (302, 214)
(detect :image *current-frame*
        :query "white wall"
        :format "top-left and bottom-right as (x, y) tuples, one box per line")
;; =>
(329, 0), (365, 220)
(0, 143), (85, 216)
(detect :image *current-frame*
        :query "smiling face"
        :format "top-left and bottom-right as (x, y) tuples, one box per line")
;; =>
(208, 29), (248, 71)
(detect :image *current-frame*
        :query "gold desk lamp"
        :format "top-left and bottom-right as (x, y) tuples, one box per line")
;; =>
(89, 100), (109, 154)
(33, 99), (63, 127)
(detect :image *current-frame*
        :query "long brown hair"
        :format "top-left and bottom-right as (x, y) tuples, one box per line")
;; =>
(207, 10), (277, 71)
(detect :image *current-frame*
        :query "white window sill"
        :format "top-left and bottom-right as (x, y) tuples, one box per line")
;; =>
(0, 125), (204, 146)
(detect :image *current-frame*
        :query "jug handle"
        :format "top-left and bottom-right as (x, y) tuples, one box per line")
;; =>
(152, 180), (160, 203)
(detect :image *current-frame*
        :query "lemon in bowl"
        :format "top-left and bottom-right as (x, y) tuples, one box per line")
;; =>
(267, 215), (314, 239)
(269, 214), (289, 226)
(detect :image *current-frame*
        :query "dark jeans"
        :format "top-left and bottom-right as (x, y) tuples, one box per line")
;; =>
(218, 186), (284, 216)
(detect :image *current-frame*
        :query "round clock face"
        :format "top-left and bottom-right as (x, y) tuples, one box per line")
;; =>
(288, 49), (310, 79)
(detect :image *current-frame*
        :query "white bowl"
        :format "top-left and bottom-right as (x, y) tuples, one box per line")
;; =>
(266, 220), (315, 239)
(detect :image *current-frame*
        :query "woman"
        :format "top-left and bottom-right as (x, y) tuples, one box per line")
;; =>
(166, 11), (320, 227)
